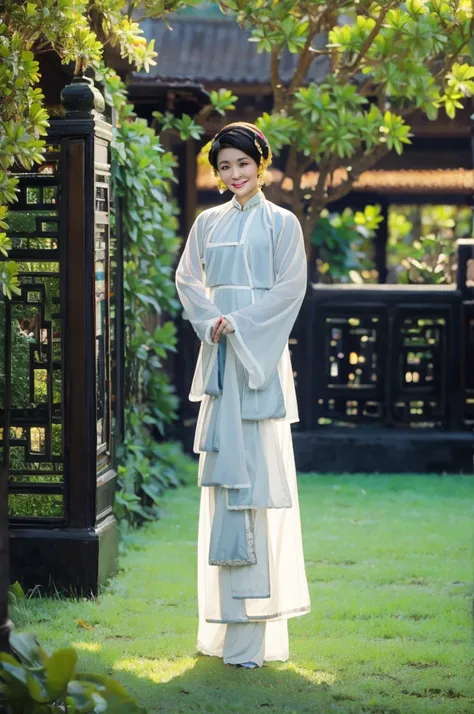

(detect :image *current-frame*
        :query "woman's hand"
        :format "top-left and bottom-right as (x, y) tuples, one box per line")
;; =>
(212, 317), (235, 343)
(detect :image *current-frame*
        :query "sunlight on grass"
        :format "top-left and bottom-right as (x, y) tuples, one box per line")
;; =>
(115, 656), (197, 684)
(279, 662), (337, 685)
(114, 656), (337, 687)
(10, 473), (474, 713)
(73, 642), (101, 652)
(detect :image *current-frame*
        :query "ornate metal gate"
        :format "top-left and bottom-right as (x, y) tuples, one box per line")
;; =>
(1, 77), (123, 594)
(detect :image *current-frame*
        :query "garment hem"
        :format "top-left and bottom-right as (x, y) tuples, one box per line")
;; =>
(226, 503), (292, 511)
(196, 649), (290, 664)
(200, 482), (251, 489)
(209, 558), (257, 566)
(205, 605), (310, 624)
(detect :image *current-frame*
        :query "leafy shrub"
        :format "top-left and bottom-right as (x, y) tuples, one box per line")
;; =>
(312, 205), (383, 283)
(0, 0), (189, 297)
(111, 101), (196, 529)
(0, 631), (145, 714)
(0, 302), (32, 410)
(116, 438), (196, 533)
(388, 205), (471, 284)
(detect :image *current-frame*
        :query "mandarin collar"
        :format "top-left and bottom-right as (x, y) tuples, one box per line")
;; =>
(231, 190), (264, 212)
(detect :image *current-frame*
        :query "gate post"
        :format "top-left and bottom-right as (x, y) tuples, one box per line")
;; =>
(457, 238), (474, 433)
(5, 76), (121, 594)
(0, 465), (12, 651)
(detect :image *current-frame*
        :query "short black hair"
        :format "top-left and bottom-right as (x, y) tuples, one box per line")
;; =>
(208, 122), (271, 171)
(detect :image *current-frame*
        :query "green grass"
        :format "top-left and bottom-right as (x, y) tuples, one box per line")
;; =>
(11, 473), (474, 713)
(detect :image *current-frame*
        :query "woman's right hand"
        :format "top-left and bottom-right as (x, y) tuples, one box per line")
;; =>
(212, 317), (235, 343)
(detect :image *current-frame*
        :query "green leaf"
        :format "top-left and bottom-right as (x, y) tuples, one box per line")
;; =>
(9, 632), (42, 666)
(0, 657), (29, 698)
(44, 648), (78, 700)
(26, 671), (49, 703)
(8, 581), (25, 605)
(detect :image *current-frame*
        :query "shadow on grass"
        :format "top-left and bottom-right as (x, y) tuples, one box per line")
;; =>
(113, 654), (339, 714)
(10, 598), (343, 713)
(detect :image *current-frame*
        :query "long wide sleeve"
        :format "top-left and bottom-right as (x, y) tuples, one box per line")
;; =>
(175, 215), (221, 345)
(225, 210), (307, 390)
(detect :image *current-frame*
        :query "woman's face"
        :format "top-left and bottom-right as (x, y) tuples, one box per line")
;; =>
(217, 147), (259, 202)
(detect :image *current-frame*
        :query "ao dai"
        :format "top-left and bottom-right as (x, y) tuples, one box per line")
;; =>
(175, 190), (310, 663)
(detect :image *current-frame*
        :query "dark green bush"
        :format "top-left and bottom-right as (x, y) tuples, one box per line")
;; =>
(111, 104), (195, 529)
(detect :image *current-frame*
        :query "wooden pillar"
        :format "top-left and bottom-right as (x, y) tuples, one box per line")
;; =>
(184, 138), (198, 236)
(1, 289), (12, 650)
(172, 137), (199, 447)
(176, 138), (198, 244)
(375, 199), (389, 283)
(0, 466), (12, 652)
(7, 76), (119, 595)
(456, 239), (474, 432)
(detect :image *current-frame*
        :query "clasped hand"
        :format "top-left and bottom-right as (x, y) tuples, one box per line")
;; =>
(212, 316), (235, 343)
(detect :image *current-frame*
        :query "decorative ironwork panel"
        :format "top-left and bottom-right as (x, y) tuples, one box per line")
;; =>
(313, 308), (386, 426)
(8, 146), (60, 260)
(1, 143), (64, 521)
(306, 291), (460, 431)
(3, 83), (122, 595)
(287, 298), (310, 430)
(463, 301), (474, 426)
(391, 311), (448, 427)
(95, 140), (113, 476)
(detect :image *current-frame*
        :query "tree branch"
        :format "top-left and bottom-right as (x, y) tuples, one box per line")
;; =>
(271, 48), (284, 111)
(285, 143), (298, 186)
(264, 181), (291, 208)
(337, 1), (398, 81)
(313, 155), (333, 206)
(194, 103), (216, 126)
(288, 11), (326, 95)
(323, 143), (390, 205)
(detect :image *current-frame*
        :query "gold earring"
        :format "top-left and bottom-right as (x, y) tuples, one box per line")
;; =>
(217, 178), (227, 194)
(257, 169), (265, 188)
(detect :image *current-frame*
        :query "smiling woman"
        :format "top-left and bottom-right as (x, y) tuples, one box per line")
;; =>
(211, 122), (271, 203)
(175, 122), (310, 670)
(215, 147), (259, 200)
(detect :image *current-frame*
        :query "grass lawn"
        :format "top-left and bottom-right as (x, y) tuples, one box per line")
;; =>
(11, 473), (474, 713)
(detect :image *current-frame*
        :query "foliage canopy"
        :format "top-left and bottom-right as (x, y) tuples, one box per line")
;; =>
(0, 0), (203, 296)
(217, 1), (474, 254)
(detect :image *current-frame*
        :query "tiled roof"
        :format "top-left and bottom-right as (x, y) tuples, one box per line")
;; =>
(339, 168), (474, 194)
(134, 17), (330, 85)
(197, 164), (474, 195)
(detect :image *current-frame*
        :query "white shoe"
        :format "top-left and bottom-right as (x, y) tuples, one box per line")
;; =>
(236, 661), (258, 669)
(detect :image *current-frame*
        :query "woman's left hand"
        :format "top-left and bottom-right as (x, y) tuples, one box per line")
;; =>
(212, 317), (235, 343)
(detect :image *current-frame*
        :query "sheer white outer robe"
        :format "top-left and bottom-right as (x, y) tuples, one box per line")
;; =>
(175, 191), (310, 662)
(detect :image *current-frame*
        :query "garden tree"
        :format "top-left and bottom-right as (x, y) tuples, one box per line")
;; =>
(0, 0), (236, 525)
(0, 0), (214, 297)
(217, 0), (474, 259)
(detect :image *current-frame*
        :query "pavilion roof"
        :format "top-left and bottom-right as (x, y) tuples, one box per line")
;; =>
(134, 17), (329, 86)
(197, 164), (474, 195)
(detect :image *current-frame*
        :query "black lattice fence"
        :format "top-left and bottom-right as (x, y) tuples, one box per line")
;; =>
(172, 239), (474, 474)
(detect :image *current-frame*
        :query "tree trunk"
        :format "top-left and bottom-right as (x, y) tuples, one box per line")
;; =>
(302, 207), (324, 285)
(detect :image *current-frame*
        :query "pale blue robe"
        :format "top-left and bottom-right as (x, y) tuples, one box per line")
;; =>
(175, 191), (311, 664)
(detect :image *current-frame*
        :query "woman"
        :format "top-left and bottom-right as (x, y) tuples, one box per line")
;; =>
(175, 122), (310, 669)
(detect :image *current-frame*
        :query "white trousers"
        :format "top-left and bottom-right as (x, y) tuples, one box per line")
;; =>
(200, 617), (289, 667)
(223, 621), (266, 667)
